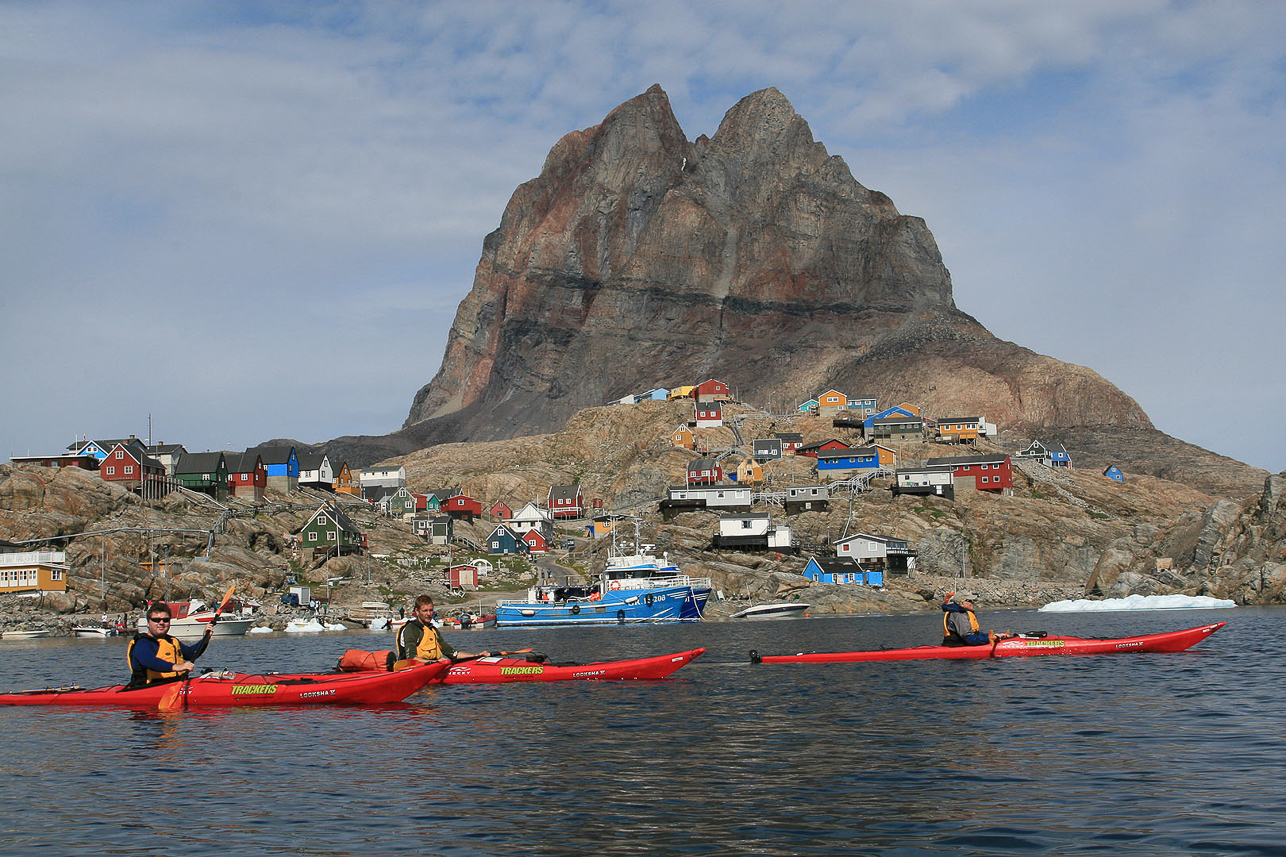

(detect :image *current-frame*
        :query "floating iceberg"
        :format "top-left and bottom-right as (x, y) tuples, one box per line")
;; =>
(1039, 593), (1236, 613)
(284, 619), (327, 633)
(248, 626), (275, 634)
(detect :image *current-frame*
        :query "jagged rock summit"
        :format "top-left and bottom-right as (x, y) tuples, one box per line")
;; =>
(402, 85), (1143, 438)
(324, 85), (1259, 496)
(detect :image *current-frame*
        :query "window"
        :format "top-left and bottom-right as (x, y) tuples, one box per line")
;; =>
(115, 450), (124, 459)
(106, 466), (115, 475)
(308, 532), (317, 542)
(124, 466), (134, 474)
(327, 531), (336, 540)
(982, 476), (990, 483)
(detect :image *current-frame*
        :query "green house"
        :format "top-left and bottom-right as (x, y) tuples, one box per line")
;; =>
(385, 487), (417, 518)
(299, 503), (364, 558)
(173, 452), (228, 501)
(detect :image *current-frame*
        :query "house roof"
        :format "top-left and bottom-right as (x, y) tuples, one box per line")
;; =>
(688, 457), (718, 470)
(805, 555), (861, 573)
(1046, 443), (1069, 455)
(147, 443), (187, 455)
(248, 445), (296, 465)
(925, 454), (1010, 467)
(775, 432), (804, 442)
(174, 452), (226, 475)
(224, 452), (263, 473)
(311, 502), (360, 534)
(799, 439), (849, 452)
(936, 416), (980, 424)
(548, 484), (581, 501)
(297, 452), (328, 470)
(870, 416), (923, 426)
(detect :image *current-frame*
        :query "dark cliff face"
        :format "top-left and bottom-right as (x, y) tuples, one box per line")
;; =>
(383, 84), (1153, 458)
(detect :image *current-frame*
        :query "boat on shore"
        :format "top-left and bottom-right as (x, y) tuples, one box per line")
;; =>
(72, 625), (120, 638)
(730, 602), (809, 620)
(1, 629), (51, 640)
(0, 661), (449, 707)
(750, 622), (1226, 664)
(495, 520), (711, 627)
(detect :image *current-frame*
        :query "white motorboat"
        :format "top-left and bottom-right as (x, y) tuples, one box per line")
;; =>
(135, 599), (258, 639)
(73, 626), (119, 638)
(730, 602), (810, 620)
(2, 629), (51, 639)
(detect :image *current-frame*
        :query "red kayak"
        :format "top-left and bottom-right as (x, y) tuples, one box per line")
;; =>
(750, 622), (1225, 664)
(438, 647), (706, 684)
(0, 661), (449, 707)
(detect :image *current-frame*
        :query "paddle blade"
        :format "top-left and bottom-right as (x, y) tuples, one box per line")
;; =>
(391, 659), (420, 672)
(211, 583), (237, 625)
(157, 682), (185, 712)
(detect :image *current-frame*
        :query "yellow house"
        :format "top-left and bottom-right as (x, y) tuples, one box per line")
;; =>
(672, 425), (695, 449)
(896, 402), (921, 416)
(936, 416), (980, 443)
(876, 444), (898, 467)
(668, 386), (696, 401)
(735, 458), (764, 485)
(0, 551), (69, 595)
(818, 389), (849, 417)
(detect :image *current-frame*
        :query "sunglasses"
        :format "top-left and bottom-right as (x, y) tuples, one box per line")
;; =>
(148, 617), (171, 623)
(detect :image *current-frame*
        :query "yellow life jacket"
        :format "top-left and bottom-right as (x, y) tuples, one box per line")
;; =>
(127, 634), (187, 683)
(397, 620), (444, 661)
(943, 608), (981, 639)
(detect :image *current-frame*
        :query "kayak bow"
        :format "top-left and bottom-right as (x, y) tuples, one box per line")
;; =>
(750, 622), (1225, 664)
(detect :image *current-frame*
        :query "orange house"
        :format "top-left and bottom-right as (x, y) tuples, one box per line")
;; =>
(936, 417), (981, 443)
(672, 425), (695, 449)
(818, 389), (849, 417)
(335, 462), (358, 496)
(876, 445), (898, 468)
(0, 551), (69, 595)
(735, 458), (764, 485)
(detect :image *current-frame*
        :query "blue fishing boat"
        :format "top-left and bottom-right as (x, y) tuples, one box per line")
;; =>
(495, 521), (711, 627)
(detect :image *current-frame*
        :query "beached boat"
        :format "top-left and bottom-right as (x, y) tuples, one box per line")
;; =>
(72, 626), (119, 638)
(1, 629), (51, 640)
(730, 602), (810, 620)
(495, 520), (711, 627)
(0, 661), (449, 707)
(750, 622), (1226, 664)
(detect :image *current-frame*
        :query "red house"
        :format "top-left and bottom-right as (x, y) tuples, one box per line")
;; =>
(490, 500), (512, 520)
(226, 452), (267, 501)
(687, 457), (723, 485)
(522, 528), (549, 554)
(547, 484), (584, 520)
(98, 443), (169, 499)
(925, 454), (1013, 493)
(693, 378), (731, 403)
(444, 493), (483, 522)
(695, 402), (723, 428)
(796, 439), (850, 458)
(444, 564), (479, 589)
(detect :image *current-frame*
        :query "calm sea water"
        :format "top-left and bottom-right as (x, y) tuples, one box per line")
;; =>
(0, 606), (1279, 857)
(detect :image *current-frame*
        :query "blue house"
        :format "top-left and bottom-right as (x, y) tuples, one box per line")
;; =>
(803, 555), (870, 585)
(250, 445), (300, 493)
(1104, 465), (1125, 482)
(640, 388), (669, 401)
(863, 405), (917, 433)
(816, 447), (880, 477)
(1046, 443), (1071, 468)
(486, 524), (526, 555)
(797, 399), (819, 414)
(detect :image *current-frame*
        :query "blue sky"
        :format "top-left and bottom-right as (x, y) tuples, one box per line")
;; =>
(3, 1), (1284, 475)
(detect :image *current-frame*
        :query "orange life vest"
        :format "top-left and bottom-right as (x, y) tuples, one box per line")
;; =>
(396, 620), (445, 661)
(127, 634), (186, 683)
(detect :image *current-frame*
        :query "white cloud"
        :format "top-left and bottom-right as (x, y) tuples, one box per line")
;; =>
(2, 1), (1285, 473)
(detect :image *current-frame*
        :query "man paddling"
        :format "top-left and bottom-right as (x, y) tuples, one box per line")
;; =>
(396, 595), (490, 663)
(941, 591), (1013, 646)
(127, 602), (213, 686)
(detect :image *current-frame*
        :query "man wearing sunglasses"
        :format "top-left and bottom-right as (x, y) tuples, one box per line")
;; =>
(126, 603), (213, 687)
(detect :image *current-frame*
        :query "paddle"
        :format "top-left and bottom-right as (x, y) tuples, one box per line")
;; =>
(158, 584), (236, 711)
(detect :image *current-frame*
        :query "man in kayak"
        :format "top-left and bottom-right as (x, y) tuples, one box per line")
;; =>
(396, 595), (490, 663)
(127, 603), (213, 686)
(942, 592), (1013, 646)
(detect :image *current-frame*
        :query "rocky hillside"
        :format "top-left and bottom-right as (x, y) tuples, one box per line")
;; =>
(4, 398), (1284, 629)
